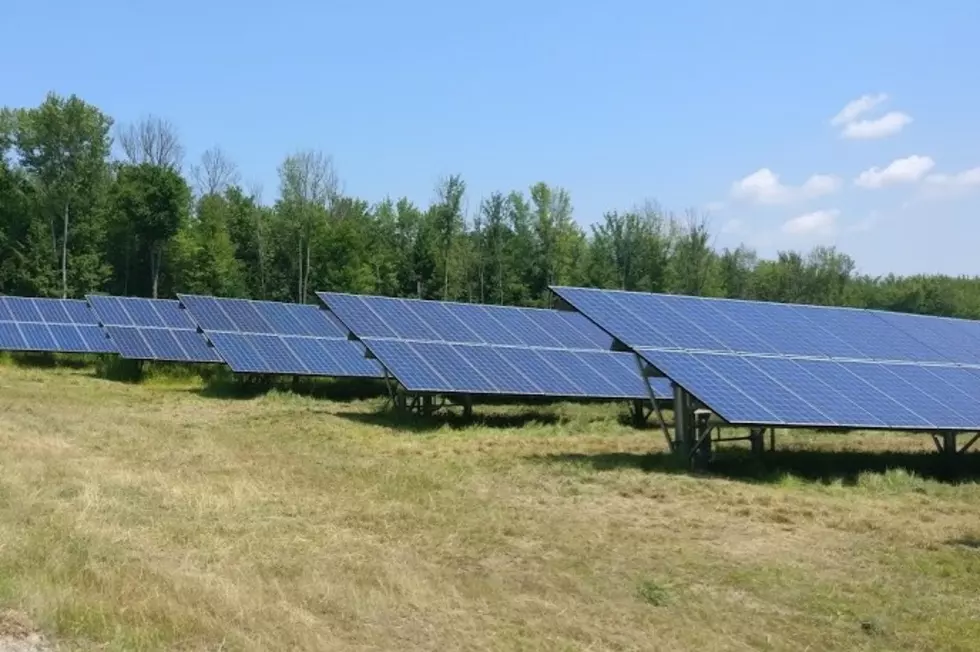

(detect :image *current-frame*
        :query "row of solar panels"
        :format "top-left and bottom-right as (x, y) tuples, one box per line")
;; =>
(0, 293), (673, 401)
(551, 286), (980, 432)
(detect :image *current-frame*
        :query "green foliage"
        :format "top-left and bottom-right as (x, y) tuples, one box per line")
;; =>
(2, 90), (980, 322)
(12, 92), (113, 297)
(109, 162), (191, 297)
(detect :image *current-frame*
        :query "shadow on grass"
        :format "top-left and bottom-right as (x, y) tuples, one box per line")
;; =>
(194, 375), (388, 402)
(948, 535), (980, 549)
(337, 408), (564, 433)
(3, 351), (97, 370)
(532, 448), (980, 485)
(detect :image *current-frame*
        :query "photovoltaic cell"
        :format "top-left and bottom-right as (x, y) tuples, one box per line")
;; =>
(553, 285), (980, 431)
(86, 295), (220, 363)
(316, 292), (670, 400)
(0, 296), (115, 354)
(178, 294), (381, 378)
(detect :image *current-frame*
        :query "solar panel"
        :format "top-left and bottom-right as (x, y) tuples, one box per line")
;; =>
(177, 294), (382, 378)
(316, 292), (671, 400)
(87, 295), (221, 363)
(553, 285), (980, 431)
(0, 297), (115, 354)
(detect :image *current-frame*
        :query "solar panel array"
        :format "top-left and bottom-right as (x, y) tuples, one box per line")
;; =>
(87, 295), (221, 363)
(178, 294), (382, 378)
(318, 292), (672, 400)
(552, 286), (980, 431)
(0, 297), (115, 354)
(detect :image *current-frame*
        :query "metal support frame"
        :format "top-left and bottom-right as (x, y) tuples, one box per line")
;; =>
(394, 391), (475, 419)
(931, 431), (979, 456)
(634, 353), (673, 451)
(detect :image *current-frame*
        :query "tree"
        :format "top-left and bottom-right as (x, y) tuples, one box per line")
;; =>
(171, 192), (247, 297)
(191, 146), (240, 196)
(14, 92), (113, 297)
(716, 245), (757, 299)
(431, 174), (466, 299)
(110, 163), (191, 298)
(479, 192), (513, 304)
(275, 150), (339, 302)
(117, 115), (184, 170)
(224, 186), (270, 299)
(668, 211), (719, 296)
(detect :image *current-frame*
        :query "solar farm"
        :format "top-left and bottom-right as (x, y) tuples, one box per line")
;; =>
(3, 288), (980, 464)
(3, 288), (980, 650)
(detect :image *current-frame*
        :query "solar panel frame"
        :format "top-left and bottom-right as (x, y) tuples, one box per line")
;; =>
(316, 291), (672, 400)
(177, 294), (383, 378)
(86, 295), (221, 363)
(0, 297), (116, 354)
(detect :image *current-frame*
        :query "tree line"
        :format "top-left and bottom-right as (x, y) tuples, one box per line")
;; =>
(2, 92), (979, 320)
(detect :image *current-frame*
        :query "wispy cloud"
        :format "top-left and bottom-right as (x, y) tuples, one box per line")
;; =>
(830, 93), (888, 126)
(731, 168), (841, 205)
(781, 209), (839, 236)
(855, 155), (935, 189)
(841, 111), (913, 139)
(830, 93), (911, 139)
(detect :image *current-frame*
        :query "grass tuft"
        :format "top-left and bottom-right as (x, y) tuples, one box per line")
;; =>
(636, 579), (671, 606)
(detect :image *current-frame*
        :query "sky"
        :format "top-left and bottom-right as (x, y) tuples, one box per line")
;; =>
(4, 1), (979, 277)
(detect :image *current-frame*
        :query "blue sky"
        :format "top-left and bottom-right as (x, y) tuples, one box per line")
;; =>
(4, 1), (979, 276)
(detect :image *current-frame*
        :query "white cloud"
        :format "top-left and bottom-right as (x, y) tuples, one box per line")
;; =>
(730, 168), (841, 205)
(841, 111), (913, 139)
(704, 200), (726, 212)
(830, 93), (911, 140)
(925, 167), (980, 188)
(854, 155), (935, 189)
(781, 209), (839, 236)
(831, 93), (888, 126)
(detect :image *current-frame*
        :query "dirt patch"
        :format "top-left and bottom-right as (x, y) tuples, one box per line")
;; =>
(0, 611), (52, 652)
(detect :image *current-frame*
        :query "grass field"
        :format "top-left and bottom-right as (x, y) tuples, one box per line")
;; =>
(1, 363), (980, 651)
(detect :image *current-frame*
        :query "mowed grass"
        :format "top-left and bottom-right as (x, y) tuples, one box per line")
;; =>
(1, 365), (980, 650)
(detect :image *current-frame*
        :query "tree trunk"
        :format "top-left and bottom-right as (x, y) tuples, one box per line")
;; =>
(151, 244), (160, 299)
(257, 214), (266, 299)
(303, 240), (312, 304)
(443, 251), (449, 300)
(61, 201), (69, 298)
(297, 235), (303, 303)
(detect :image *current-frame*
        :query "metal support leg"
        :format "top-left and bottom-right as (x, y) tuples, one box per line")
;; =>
(693, 410), (712, 468)
(631, 399), (646, 427)
(462, 395), (473, 420)
(769, 428), (776, 452)
(421, 395), (433, 417)
(673, 385), (695, 464)
(750, 427), (765, 458)
(943, 431), (958, 458)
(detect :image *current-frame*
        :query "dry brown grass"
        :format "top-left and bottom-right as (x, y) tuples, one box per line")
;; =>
(1, 364), (979, 651)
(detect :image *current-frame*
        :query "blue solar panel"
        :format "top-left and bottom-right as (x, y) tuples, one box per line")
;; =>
(316, 292), (669, 400)
(554, 285), (980, 430)
(178, 294), (382, 378)
(869, 310), (980, 365)
(0, 297), (115, 354)
(87, 295), (220, 363)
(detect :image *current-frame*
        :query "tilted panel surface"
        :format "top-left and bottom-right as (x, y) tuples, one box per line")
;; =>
(317, 292), (669, 399)
(552, 285), (978, 364)
(553, 285), (980, 430)
(634, 348), (968, 430)
(87, 295), (220, 363)
(0, 297), (115, 353)
(178, 294), (381, 378)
